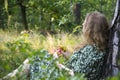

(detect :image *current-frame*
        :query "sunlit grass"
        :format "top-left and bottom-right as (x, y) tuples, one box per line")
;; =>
(20, 31), (84, 54)
(0, 30), (84, 78)
(0, 30), (84, 52)
(0, 30), (84, 56)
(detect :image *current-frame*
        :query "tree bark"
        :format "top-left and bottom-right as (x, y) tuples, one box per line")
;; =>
(20, 5), (28, 30)
(17, 0), (28, 30)
(73, 3), (81, 25)
(106, 0), (120, 77)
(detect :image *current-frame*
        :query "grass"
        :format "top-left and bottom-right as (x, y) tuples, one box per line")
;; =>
(0, 30), (120, 80)
(0, 30), (83, 78)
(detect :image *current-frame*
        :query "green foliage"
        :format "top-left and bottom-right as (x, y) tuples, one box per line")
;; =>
(107, 73), (120, 80)
(0, 0), (116, 32)
(0, 0), (8, 29)
(0, 37), (32, 78)
(6, 39), (31, 53)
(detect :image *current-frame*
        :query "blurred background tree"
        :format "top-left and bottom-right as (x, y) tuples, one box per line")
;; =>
(0, 0), (116, 33)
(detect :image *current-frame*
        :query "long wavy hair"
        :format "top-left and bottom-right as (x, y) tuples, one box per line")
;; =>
(79, 11), (110, 51)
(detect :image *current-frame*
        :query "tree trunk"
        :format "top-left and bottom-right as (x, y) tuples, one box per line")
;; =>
(20, 5), (28, 30)
(111, 0), (120, 76)
(106, 0), (120, 77)
(73, 3), (81, 25)
(17, 0), (28, 30)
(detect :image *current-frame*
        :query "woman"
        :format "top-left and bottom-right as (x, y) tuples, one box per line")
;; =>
(66, 11), (109, 80)
(2, 11), (109, 80)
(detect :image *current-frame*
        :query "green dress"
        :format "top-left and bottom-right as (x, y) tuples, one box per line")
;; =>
(30, 45), (106, 80)
(66, 45), (106, 80)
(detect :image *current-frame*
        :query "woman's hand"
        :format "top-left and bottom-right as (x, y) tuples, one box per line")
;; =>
(53, 46), (70, 59)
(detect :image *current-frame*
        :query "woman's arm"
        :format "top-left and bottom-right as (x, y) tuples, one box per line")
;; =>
(53, 48), (74, 76)
(56, 61), (74, 76)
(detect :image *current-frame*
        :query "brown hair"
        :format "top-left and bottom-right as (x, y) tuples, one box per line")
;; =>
(80, 11), (109, 51)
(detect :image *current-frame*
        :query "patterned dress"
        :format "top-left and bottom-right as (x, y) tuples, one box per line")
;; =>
(66, 45), (106, 80)
(29, 50), (67, 80)
(30, 45), (106, 80)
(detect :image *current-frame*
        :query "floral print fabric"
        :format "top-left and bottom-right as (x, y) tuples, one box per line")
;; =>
(30, 45), (106, 80)
(66, 45), (106, 80)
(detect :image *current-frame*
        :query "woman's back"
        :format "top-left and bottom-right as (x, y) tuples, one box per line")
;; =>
(66, 45), (106, 80)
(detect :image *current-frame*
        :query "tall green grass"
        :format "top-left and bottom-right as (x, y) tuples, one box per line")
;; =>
(0, 30), (83, 78)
